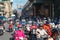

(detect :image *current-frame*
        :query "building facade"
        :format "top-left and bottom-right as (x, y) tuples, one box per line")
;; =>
(0, 0), (12, 18)
(0, 2), (4, 16)
(4, 1), (12, 18)
(29, 0), (54, 18)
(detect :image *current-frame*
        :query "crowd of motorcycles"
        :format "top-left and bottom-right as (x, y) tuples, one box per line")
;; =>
(0, 16), (60, 40)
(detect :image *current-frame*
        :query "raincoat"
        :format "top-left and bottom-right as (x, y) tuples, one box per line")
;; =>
(14, 30), (25, 40)
(9, 24), (13, 29)
(43, 24), (52, 36)
(14, 25), (19, 31)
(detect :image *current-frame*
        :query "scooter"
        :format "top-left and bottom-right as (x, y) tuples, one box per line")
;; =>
(0, 26), (4, 36)
(15, 36), (24, 40)
(7, 24), (13, 32)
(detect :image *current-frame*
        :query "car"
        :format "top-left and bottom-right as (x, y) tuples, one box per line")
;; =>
(0, 16), (7, 21)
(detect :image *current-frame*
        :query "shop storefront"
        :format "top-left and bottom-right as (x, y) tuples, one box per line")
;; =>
(32, 0), (54, 18)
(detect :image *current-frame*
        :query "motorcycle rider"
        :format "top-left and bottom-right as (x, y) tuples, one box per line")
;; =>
(14, 27), (27, 40)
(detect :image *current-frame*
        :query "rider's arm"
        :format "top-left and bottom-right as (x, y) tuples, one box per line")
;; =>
(36, 29), (40, 35)
(44, 30), (48, 35)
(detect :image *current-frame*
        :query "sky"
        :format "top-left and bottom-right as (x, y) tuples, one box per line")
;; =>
(12, 0), (28, 10)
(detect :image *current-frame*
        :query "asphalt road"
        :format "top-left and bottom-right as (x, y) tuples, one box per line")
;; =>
(0, 22), (13, 40)
(0, 32), (12, 40)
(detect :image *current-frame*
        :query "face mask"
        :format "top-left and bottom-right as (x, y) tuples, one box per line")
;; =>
(17, 22), (19, 24)
(10, 21), (13, 24)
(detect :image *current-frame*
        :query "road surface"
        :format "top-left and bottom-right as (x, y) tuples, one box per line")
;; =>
(0, 22), (13, 40)
(0, 32), (13, 40)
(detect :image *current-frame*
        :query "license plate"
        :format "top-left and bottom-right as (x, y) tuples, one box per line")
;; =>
(19, 37), (23, 40)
